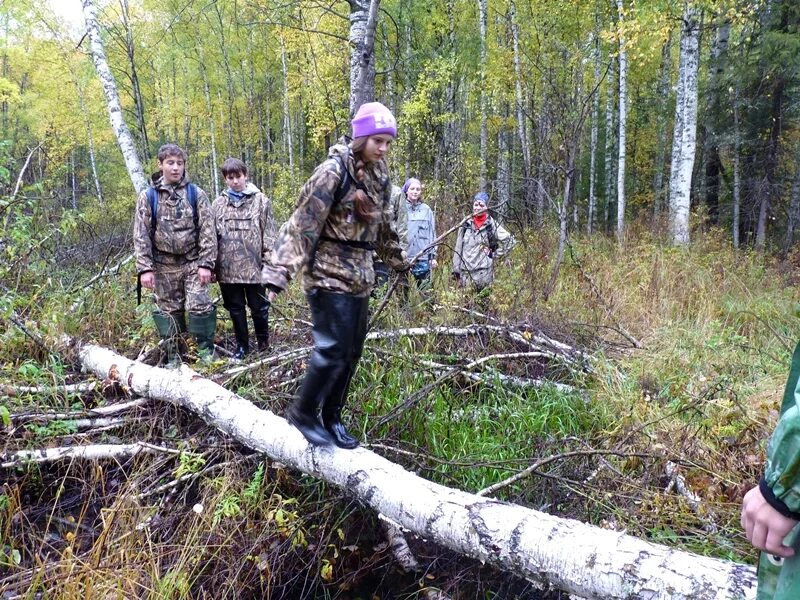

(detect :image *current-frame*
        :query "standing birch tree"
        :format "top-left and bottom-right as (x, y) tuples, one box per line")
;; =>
(668, 3), (700, 246)
(615, 0), (628, 240)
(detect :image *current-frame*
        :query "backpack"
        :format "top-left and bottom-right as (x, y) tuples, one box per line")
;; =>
(463, 218), (499, 254)
(146, 183), (199, 233)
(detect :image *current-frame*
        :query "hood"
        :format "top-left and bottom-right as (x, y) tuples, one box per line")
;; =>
(225, 182), (260, 197)
(327, 137), (351, 162)
(151, 171), (190, 190)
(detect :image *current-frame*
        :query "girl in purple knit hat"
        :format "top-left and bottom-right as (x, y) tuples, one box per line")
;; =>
(264, 102), (409, 448)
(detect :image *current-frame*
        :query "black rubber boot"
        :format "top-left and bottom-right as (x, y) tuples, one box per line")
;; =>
(319, 293), (369, 449)
(286, 397), (333, 447)
(252, 304), (269, 352)
(229, 309), (249, 360)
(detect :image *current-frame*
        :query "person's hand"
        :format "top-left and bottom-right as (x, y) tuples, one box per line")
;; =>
(268, 290), (278, 303)
(430, 259), (438, 269)
(140, 272), (155, 289)
(741, 485), (798, 557)
(198, 267), (213, 284)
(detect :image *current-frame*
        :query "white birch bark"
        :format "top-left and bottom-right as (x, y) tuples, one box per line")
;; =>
(81, 0), (147, 193)
(668, 4), (700, 246)
(615, 0), (628, 240)
(604, 57), (616, 231)
(76, 342), (757, 599)
(477, 0), (488, 191)
(730, 82), (741, 248)
(348, 0), (380, 115)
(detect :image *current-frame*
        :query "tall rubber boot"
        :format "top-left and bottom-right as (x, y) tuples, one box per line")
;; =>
(152, 311), (183, 367)
(229, 309), (249, 360)
(320, 294), (368, 449)
(187, 307), (217, 360)
(252, 304), (270, 352)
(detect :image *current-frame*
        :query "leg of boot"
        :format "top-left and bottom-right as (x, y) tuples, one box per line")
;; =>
(221, 284), (249, 359)
(187, 307), (217, 360)
(152, 311), (181, 367)
(229, 309), (250, 360)
(287, 289), (357, 446)
(321, 295), (369, 449)
(246, 285), (270, 352)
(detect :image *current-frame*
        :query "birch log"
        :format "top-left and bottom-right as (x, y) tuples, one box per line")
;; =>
(76, 342), (757, 599)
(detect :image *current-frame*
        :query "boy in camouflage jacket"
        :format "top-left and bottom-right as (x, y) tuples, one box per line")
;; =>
(134, 143), (217, 364)
(264, 102), (408, 448)
(213, 157), (276, 360)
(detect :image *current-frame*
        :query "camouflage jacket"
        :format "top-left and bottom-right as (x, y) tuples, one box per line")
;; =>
(389, 185), (409, 249)
(133, 174), (216, 274)
(452, 216), (515, 288)
(212, 183), (276, 284)
(264, 141), (407, 297)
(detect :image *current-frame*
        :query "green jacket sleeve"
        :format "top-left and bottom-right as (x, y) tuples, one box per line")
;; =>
(762, 341), (800, 519)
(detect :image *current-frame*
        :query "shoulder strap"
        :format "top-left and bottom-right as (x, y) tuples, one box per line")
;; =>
(187, 183), (198, 228)
(147, 187), (158, 231)
(487, 219), (499, 251)
(148, 184), (199, 232)
(333, 154), (351, 204)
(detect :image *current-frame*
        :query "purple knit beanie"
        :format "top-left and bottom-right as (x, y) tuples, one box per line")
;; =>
(402, 177), (421, 195)
(352, 102), (397, 139)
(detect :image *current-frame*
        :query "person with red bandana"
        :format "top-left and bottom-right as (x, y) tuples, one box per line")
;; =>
(452, 192), (515, 292)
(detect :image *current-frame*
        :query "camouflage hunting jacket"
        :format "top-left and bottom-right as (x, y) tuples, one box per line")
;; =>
(212, 183), (277, 284)
(133, 174), (216, 274)
(389, 185), (409, 250)
(452, 216), (515, 288)
(263, 140), (407, 297)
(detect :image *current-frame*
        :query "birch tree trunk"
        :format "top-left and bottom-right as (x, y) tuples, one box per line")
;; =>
(200, 60), (219, 199)
(477, 0), (488, 192)
(731, 86), (741, 248)
(615, 0), (628, 240)
(668, 4), (700, 246)
(348, 0), (380, 115)
(442, 0), (458, 187)
(76, 84), (104, 204)
(82, 0), (147, 193)
(604, 57), (616, 232)
(77, 342), (757, 600)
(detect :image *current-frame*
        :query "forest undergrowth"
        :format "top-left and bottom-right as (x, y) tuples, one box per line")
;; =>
(1, 217), (797, 599)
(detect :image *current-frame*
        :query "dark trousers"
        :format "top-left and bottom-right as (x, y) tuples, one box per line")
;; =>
(219, 283), (270, 350)
(296, 289), (369, 416)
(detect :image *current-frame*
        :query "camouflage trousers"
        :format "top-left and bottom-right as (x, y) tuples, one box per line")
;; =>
(152, 259), (213, 315)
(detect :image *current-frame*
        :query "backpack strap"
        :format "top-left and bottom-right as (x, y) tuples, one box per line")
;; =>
(148, 183), (199, 233)
(486, 219), (499, 253)
(147, 187), (159, 232)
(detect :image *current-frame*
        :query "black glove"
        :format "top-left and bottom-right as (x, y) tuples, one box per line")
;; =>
(452, 272), (461, 281)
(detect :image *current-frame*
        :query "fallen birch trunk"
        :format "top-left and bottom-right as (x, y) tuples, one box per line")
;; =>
(1, 442), (175, 468)
(77, 342), (756, 600)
